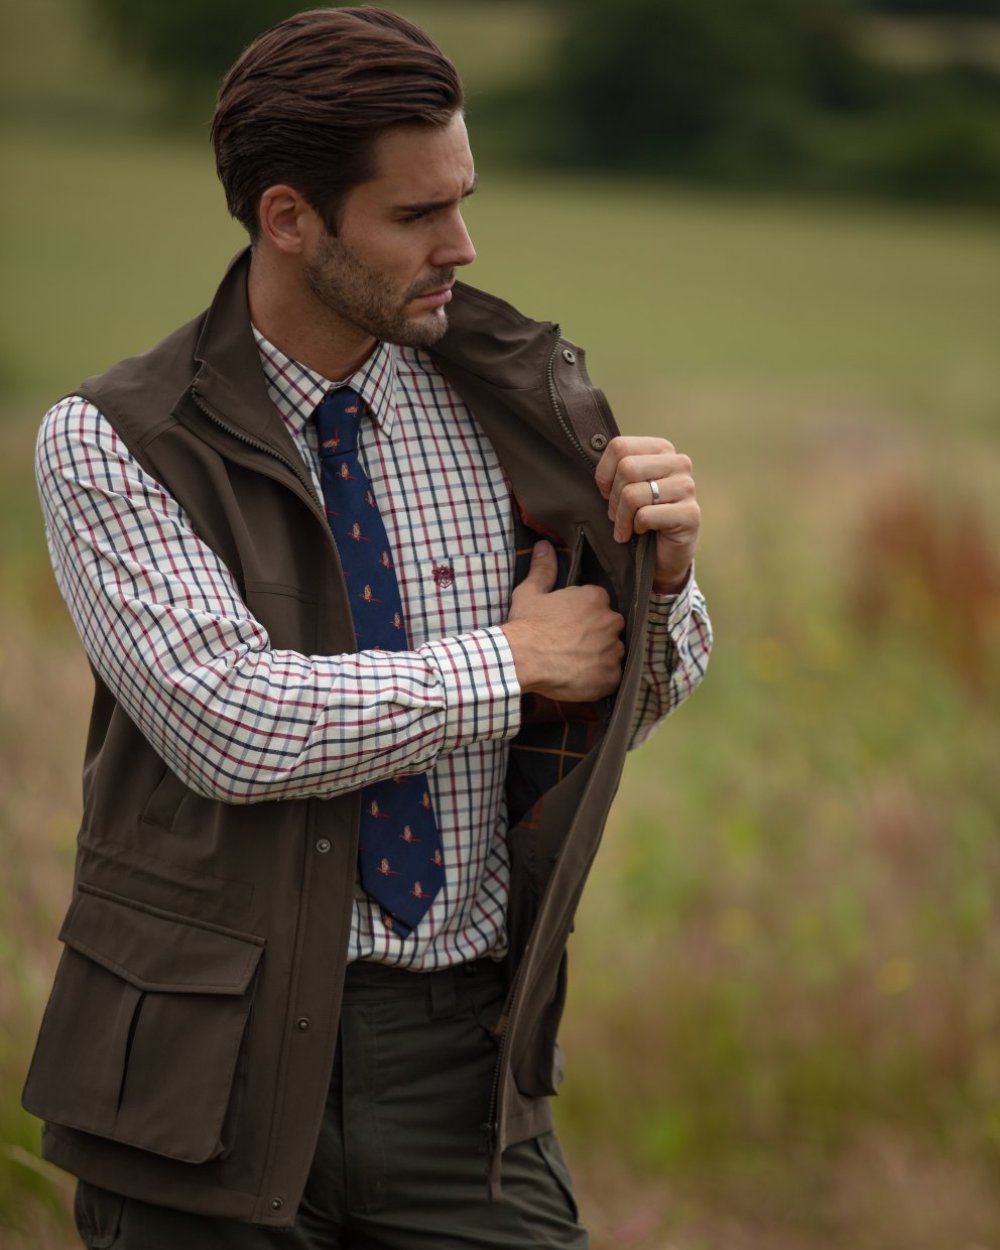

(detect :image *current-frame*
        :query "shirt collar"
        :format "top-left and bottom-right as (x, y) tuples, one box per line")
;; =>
(252, 328), (399, 439)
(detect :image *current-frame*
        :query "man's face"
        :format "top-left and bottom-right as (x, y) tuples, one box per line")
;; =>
(303, 112), (477, 349)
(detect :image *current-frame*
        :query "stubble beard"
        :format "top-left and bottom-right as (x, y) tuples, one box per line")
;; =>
(305, 232), (453, 350)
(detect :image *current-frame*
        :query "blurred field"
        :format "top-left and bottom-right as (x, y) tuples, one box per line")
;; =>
(3, 3), (1000, 1249)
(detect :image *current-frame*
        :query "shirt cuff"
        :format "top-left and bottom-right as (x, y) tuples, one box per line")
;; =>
(419, 626), (522, 755)
(648, 566), (697, 634)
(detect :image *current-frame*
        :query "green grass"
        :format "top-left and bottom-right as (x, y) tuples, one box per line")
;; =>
(2, 9), (1000, 1247)
(4, 125), (999, 407)
(470, 173), (1000, 407)
(0, 128), (245, 398)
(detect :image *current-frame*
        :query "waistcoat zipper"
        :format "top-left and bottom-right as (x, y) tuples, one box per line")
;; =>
(546, 333), (594, 468)
(483, 349), (597, 1190)
(190, 385), (324, 515)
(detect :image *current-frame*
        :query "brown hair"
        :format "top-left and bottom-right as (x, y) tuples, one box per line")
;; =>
(211, 7), (464, 239)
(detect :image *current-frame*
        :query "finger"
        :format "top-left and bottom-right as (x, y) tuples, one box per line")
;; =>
(612, 475), (697, 543)
(594, 436), (677, 498)
(616, 470), (696, 516)
(607, 451), (693, 513)
(520, 539), (558, 594)
(633, 497), (702, 537)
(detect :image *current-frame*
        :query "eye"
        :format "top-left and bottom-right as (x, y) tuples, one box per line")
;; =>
(399, 208), (433, 224)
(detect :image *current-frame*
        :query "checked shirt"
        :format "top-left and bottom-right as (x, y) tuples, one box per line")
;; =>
(35, 332), (712, 970)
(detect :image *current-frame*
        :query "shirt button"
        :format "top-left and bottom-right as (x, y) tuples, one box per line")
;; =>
(296, 1016), (311, 1032)
(562, 348), (577, 364)
(316, 838), (331, 854)
(590, 433), (609, 452)
(271, 1198), (284, 1212)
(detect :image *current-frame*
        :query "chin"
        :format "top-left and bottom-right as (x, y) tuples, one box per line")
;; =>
(397, 309), (450, 348)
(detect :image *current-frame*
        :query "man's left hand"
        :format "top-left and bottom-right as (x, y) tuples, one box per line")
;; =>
(594, 435), (701, 594)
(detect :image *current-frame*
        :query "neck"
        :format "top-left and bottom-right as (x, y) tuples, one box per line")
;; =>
(247, 246), (377, 382)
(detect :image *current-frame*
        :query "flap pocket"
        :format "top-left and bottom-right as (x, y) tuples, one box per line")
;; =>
(61, 885), (263, 993)
(24, 889), (264, 1164)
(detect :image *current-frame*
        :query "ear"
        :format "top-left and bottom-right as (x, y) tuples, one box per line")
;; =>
(257, 184), (320, 255)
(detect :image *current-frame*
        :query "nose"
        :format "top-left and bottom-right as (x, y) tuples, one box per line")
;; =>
(433, 209), (476, 269)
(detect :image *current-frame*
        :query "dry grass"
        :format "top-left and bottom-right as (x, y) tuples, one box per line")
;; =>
(0, 612), (89, 1247)
(557, 390), (1000, 1249)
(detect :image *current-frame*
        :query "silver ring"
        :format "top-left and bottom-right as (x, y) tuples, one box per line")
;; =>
(648, 478), (661, 504)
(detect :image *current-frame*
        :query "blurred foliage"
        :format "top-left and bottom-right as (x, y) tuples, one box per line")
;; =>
(517, 0), (1000, 207)
(83, 0), (1000, 206)
(87, 0), (301, 118)
(552, 0), (876, 158)
(871, 0), (1000, 12)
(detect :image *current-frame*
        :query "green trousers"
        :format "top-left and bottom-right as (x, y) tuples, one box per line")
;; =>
(74, 958), (588, 1249)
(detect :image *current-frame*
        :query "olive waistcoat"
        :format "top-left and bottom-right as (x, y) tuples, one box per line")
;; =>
(23, 251), (656, 1223)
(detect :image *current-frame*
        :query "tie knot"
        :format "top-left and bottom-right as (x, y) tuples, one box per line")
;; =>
(315, 387), (364, 458)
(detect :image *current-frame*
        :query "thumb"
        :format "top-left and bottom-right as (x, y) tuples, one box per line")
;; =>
(521, 540), (558, 595)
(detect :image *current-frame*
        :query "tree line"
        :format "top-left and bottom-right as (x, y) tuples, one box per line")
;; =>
(90, 0), (1000, 209)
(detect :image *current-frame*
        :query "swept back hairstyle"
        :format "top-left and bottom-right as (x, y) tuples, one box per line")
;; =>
(211, 7), (464, 239)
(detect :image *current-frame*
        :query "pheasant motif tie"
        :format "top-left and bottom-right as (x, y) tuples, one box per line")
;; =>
(315, 387), (445, 938)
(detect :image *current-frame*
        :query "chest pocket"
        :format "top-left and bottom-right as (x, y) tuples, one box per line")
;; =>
(403, 548), (514, 645)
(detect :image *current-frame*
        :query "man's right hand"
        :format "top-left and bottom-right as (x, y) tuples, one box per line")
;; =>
(501, 541), (625, 701)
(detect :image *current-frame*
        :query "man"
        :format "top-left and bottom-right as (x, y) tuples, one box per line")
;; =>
(25, 7), (711, 1248)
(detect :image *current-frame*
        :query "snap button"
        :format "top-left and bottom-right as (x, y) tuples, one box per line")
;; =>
(295, 1016), (311, 1032)
(271, 1198), (284, 1212)
(590, 433), (608, 452)
(562, 348), (577, 364)
(315, 838), (331, 854)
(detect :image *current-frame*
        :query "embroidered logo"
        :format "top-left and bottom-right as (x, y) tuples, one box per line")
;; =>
(432, 562), (454, 590)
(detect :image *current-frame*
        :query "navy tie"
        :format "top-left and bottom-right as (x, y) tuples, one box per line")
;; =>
(314, 387), (444, 938)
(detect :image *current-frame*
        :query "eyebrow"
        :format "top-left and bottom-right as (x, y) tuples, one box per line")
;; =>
(396, 175), (478, 216)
